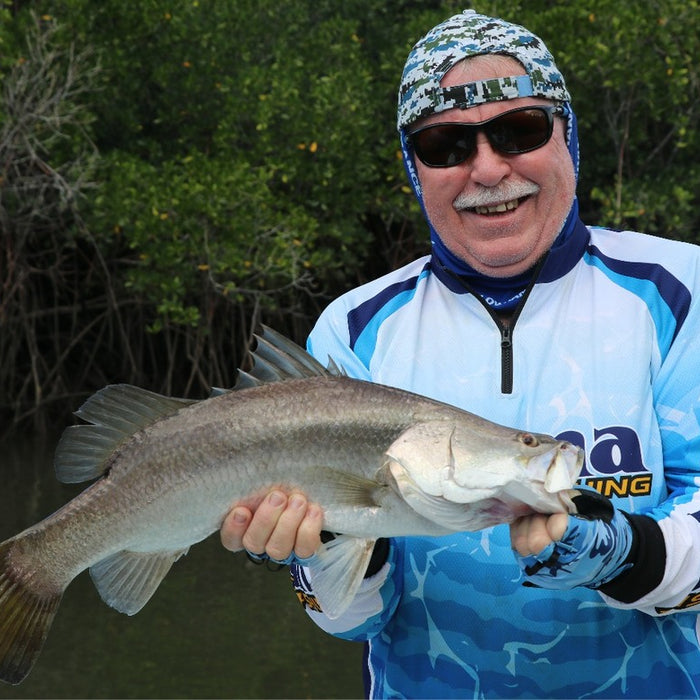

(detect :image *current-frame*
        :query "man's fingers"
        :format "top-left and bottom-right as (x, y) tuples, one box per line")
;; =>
(294, 503), (324, 559)
(264, 492), (309, 561)
(220, 506), (253, 552)
(241, 490), (288, 555)
(510, 513), (566, 556)
(220, 490), (324, 562)
(511, 514), (546, 555)
(545, 513), (569, 542)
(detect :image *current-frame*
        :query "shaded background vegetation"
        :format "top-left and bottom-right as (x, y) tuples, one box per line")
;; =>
(1, 0), (698, 435)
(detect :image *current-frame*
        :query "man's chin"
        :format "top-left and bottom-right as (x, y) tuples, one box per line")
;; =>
(465, 251), (537, 278)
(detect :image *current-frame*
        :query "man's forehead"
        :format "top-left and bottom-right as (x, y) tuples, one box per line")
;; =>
(442, 54), (527, 85)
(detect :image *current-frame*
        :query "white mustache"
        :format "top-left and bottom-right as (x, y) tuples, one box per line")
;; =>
(453, 181), (540, 210)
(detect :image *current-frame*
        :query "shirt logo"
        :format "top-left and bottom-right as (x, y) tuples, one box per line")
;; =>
(557, 426), (653, 499)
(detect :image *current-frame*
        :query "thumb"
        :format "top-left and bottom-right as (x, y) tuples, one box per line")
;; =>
(546, 512), (569, 542)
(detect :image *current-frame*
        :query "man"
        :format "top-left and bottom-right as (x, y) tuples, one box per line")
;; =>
(222, 10), (700, 698)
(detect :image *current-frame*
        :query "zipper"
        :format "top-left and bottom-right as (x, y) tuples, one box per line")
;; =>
(499, 322), (514, 394)
(476, 301), (516, 394)
(435, 254), (548, 396)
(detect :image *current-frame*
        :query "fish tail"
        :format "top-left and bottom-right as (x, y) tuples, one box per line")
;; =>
(0, 538), (63, 685)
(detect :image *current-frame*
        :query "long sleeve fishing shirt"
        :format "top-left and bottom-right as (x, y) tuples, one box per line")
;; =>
(292, 219), (700, 699)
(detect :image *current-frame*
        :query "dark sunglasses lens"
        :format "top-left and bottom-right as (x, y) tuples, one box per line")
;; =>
(411, 107), (555, 167)
(412, 125), (476, 167)
(487, 109), (551, 153)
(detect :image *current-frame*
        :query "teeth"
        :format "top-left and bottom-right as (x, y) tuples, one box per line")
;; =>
(474, 199), (519, 215)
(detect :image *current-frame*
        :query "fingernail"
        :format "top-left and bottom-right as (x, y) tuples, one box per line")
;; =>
(268, 491), (286, 507)
(290, 494), (306, 510)
(232, 509), (249, 524)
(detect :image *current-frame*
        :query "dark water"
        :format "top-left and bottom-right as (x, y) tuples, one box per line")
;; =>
(0, 437), (364, 699)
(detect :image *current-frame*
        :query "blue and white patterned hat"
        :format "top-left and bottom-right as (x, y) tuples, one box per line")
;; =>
(397, 9), (571, 129)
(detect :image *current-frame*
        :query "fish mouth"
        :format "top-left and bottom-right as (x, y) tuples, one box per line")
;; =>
(544, 442), (584, 494)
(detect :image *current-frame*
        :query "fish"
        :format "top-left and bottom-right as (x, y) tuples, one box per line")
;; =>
(0, 326), (583, 685)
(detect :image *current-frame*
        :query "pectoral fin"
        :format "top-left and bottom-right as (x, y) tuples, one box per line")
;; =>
(89, 548), (189, 615)
(305, 535), (376, 620)
(301, 467), (384, 508)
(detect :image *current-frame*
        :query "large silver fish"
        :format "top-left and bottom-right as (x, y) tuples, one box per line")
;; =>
(0, 327), (583, 685)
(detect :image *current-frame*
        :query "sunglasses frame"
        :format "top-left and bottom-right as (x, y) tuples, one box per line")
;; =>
(408, 104), (566, 168)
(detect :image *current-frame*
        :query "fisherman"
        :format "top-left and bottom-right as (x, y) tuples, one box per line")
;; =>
(222, 10), (700, 698)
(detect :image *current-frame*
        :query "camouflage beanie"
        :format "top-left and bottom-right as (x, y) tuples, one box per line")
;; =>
(397, 9), (570, 129)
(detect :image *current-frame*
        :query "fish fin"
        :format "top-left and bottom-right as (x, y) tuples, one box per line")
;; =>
(308, 536), (376, 620)
(258, 326), (334, 376)
(303, 468), (382, 508)
(245, 353), (288, 383)
(242, 326), (342, 384)
(402, 490), (483, 530)
(325, 357), (346, 376)
(0, 538), (64, 685)
(233, 371), (264, 390)
(89, 548), (189, 616)
(55, 385), (197, 484)
(232, 326), (343, 390)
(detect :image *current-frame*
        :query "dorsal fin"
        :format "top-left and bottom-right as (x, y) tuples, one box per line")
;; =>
(232, 325), (340, 389)
(56, 328), (336, 482)
(55, 385), (196, 484)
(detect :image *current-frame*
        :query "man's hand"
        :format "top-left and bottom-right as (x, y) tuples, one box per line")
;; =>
(510, 490), (635, 590)
(510, 512), (569, 558)
(220, 490), (323, 563)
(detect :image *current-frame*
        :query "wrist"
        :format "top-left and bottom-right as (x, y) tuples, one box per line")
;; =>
(597, 513), (666, 603)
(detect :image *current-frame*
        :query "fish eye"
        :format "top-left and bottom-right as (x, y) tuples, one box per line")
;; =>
(520, 433), (539, 447)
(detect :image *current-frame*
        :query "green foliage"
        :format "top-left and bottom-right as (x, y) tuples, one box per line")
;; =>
(92, 150), (324, 330)
(0, 8), (11, 79)
(0, 13), (98, 227)
(46, 0), (435, 326)
(0, 5), (25, 76)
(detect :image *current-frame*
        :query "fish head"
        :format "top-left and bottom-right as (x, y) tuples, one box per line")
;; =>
(384, 419), (583, 532)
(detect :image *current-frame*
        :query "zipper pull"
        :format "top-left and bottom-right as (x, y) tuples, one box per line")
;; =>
(500, 325), (512, 349)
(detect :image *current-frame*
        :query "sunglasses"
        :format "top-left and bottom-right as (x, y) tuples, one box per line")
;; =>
(408, 105), (566, 168)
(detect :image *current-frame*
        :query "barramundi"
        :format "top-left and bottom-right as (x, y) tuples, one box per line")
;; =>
(0, 327), (583, 685)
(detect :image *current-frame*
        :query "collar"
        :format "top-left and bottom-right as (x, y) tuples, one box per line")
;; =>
(431, 212), (590, 298)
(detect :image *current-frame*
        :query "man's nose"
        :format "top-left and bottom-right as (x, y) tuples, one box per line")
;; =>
(467, 132), (513, 187)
